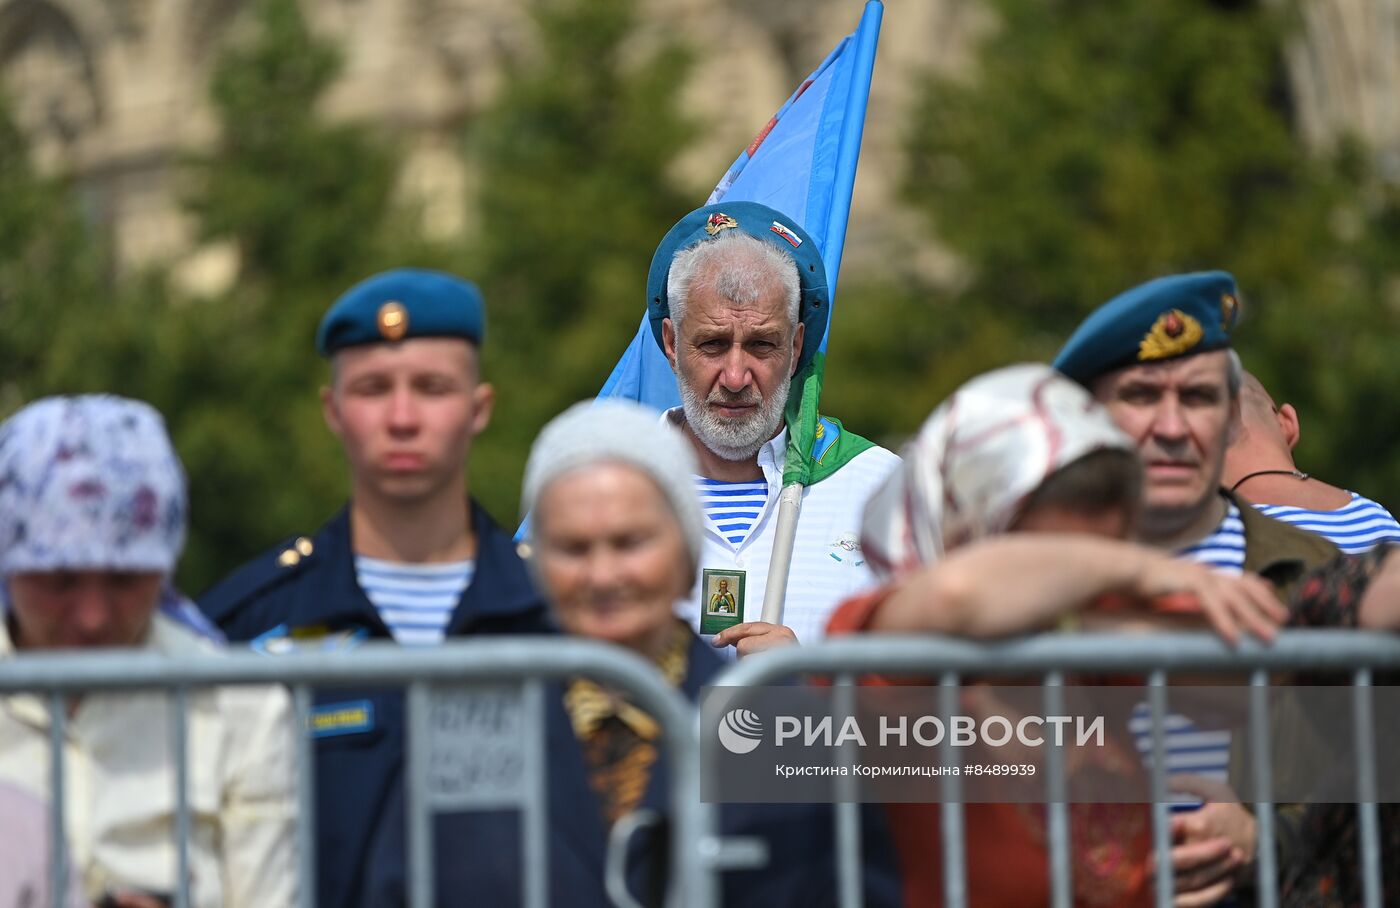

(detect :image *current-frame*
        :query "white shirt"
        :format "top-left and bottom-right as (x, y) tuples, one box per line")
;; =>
(0, 617), (298, 908)
(665, 409), (901, 653)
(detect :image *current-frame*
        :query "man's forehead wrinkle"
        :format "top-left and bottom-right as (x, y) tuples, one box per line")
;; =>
(684, 300), (789, 337)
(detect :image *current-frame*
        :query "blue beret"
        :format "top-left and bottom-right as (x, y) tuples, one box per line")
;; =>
(316, 268), (486, 357)
(1052, 271), (1242, 386)
(646, 201), (829, 369)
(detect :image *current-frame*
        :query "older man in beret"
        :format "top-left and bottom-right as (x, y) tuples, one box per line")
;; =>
(645, 202), (899, 656)
(1054, 271), (1339, 905)
(1054, 271), (1337, 597)
(199, 269), (551, 908)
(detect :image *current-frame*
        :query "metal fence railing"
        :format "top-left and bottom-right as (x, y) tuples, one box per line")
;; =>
(0, 638), (717, 908)
(712, 629), (1400, 908)
(3, 630), (1398, 908)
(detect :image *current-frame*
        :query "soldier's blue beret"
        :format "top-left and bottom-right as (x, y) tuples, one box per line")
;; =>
(1052, 270), (1242, 386)
(646, 201), (830, 369)
(316, 268), (486, 357)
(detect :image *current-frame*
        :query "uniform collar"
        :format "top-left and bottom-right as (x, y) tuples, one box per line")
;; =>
(297, 500), (548, 636)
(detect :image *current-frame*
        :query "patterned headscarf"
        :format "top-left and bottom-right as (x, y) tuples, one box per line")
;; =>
(0, 396), (187, 575)
(861, 364), (1134, 580)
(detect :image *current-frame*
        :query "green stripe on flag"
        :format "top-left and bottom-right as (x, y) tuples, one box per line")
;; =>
(782, 351), (874, 486)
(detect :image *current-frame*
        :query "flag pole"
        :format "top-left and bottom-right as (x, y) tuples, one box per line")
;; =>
(760, 0), (883, 626)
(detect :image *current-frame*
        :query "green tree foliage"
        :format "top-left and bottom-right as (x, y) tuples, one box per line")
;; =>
(0, 92), (108, 411)
(185, 0), (398, 291)
(172, 0), (404, 589)
(858, 0), (1400, 502)
(1, 0), (408, 593)
(466, 0), (697, 521)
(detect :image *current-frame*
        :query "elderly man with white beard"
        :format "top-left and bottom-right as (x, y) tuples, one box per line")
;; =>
(646, 202), (899, 658)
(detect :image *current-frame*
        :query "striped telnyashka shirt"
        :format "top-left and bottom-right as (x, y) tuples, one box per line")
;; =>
(354, 556), (474, 646)
(1160, 501), (1246, 809)
(1176, 501), (1246, 576)
(694, 477), (769, 546)
(1254, 492), (1400, 555)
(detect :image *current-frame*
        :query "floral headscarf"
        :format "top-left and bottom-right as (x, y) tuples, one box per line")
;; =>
(861, 364), (1134, 580)
(0, 395), (187, 575)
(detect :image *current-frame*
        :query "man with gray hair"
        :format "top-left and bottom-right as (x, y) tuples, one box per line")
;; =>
(645, 202), (899, 657)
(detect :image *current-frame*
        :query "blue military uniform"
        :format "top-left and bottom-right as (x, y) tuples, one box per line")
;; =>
(200, 503), (551, 908)
(358, 631), (901, 908)
(198, 268), (553, 908)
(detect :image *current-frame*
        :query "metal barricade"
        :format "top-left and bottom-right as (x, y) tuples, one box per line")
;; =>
(0, 637), (718, 908)
(713, 629), (1400, 908)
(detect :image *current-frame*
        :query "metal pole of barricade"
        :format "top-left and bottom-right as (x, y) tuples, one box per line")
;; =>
(833, 674), (863, 908)
(48, 692), (67, 908)
(293, 685), (318, 908)
(1248, 671), (1277, 908)
(1147, 672), (1172, 908)
(1042, 672), (1071, 908)
(523, 679), (548, 908)
(171, 686), (192, 908)
(1352, 669), (1382, 908)
(407, 682), (434, 908)
(939, 673), (967, 908)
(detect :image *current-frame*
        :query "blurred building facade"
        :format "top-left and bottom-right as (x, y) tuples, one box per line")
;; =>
(2, 0), (1397, 292)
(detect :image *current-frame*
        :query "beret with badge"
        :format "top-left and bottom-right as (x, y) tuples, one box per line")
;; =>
(646, 201), (830, 369)
(316, 268), (486, 357)
(1052, 270), (1242, 386)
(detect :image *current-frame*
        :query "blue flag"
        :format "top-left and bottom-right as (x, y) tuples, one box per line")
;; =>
(598, 0), (884, 418)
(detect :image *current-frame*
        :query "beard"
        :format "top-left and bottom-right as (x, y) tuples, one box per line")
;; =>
(678, 370), (792, 462)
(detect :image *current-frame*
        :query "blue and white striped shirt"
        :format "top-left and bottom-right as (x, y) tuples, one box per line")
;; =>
(1254, 493), (1400, 555)
(1154, 501), (1245, 812)
(1128, 704), (1232, 811)
(355, 556), (474, 646)
(1176, 502), (1246, 576)
(694, 477), (768, 547)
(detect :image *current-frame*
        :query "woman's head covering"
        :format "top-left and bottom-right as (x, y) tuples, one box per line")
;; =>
(523, 399), (703, 569)
(0, 396), (188, 575)
(861, 364), (1134, 580)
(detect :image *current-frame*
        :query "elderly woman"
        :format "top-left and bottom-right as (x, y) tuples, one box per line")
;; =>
(361, 399), (899, 907)
(0, 395), (297, 908)
(827, 365), (1285, 908)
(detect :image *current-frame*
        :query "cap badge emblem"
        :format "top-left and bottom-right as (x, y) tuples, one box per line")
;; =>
(377, 301), (408, 341)
(1138, 308), (1204, 361)
(1220, 292), (1239, 331)
(705, 213), (738, 236)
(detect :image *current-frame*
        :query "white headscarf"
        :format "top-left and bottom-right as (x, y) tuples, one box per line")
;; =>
(861, 364), (1134, 580)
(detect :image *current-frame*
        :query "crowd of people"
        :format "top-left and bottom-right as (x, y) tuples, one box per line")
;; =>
(1, 198), (1397, 907)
